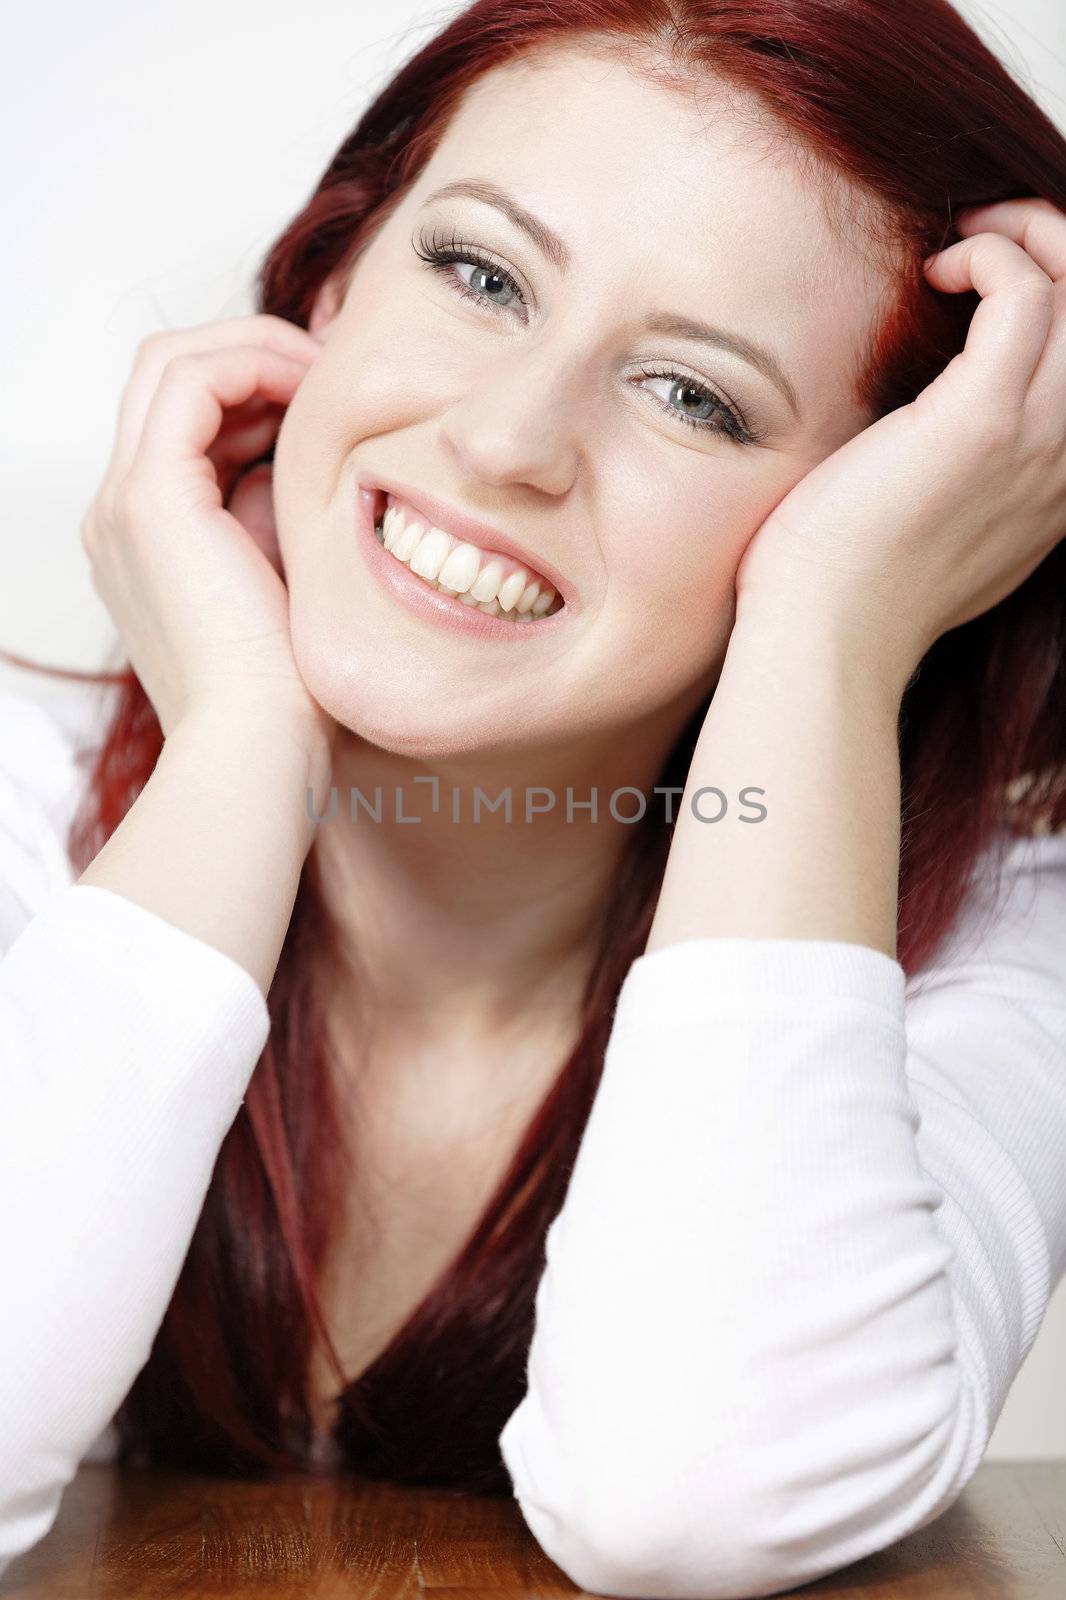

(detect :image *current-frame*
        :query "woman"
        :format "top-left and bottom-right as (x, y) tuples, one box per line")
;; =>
(2, 0), (1065, 1594)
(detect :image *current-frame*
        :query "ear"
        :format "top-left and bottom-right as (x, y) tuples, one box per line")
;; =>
(308, 269), (349, 342)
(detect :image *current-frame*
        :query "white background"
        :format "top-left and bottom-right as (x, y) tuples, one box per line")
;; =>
(2, 0), (1064, 1456)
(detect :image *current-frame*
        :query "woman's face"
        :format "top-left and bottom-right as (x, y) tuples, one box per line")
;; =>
(273, 43), (892, 762)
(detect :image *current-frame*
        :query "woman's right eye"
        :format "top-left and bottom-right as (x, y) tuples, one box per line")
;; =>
(413, 233), (528, 320)
(452, 259), (521, 309)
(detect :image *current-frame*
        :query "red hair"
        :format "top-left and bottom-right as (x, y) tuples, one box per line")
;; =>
(5, 0), (1065, 1492)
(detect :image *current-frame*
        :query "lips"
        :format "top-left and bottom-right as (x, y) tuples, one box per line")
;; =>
(357, 481), (570, 639)
(367, 480), (571, 610)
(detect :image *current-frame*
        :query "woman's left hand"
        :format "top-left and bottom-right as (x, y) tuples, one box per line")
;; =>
(733, 196), (1066, 688)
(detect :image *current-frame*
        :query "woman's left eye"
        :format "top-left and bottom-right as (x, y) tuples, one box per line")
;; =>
(413, 231), (758, 446)
(634, 368), (755, 445)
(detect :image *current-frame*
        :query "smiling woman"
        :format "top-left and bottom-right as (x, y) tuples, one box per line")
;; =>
(266, 41), (902, 764)
(2, 1), (1066, 1597)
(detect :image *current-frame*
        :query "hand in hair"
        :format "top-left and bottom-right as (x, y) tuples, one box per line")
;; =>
(731, 196), (1066, 695)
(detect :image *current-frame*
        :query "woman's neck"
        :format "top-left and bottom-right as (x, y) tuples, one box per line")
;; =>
(309, 713), (683, 1047)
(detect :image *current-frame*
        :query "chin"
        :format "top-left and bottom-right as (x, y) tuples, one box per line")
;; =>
(288, 621), (511, 760)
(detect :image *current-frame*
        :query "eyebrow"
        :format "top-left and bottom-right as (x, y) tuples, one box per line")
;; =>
(425, 179), (573, 271)
(422, 178), (803, 422)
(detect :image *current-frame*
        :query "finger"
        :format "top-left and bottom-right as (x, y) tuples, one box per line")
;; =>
(208, 406), (287, 469)
(133, 346), (309, 483)
(923, 232), (1055, 402)
(140, 314), (322, 371)
(953, 200), (1066, 408)
(108, 315), (320, 484)
(207, 415), (287, 504)
(955, 197), (1066, 281)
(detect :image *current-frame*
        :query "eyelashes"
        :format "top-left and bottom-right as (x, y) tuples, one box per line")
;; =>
(413, 225), (527, 317)
(632, 364), (754, 444)
(411, 226), (760, 446)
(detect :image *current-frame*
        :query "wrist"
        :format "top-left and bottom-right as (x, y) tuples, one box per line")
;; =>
(730, 587), (919, 711)
(172, 694), (334, 816)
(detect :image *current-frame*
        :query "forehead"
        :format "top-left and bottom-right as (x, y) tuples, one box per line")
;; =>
(416, 43), (893, 432)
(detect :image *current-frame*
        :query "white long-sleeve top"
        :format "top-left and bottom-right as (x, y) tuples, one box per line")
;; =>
(1, 680), (1064, 1599)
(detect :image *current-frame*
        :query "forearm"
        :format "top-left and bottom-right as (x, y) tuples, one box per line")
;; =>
(77, 701), (323, 998)
(645, 603), (910, 961)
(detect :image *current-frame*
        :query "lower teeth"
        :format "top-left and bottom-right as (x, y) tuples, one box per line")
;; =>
(373, 517), (560, 619)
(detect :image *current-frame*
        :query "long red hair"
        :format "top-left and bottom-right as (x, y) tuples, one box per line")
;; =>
(4, 0), (1065, 1492)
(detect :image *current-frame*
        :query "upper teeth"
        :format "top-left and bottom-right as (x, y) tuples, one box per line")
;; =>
(377, 498), (561, 618)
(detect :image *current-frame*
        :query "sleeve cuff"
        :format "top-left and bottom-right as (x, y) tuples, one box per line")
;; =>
(614, 936), (906, 1035)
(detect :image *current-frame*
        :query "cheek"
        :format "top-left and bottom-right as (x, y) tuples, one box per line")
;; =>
(600, 459), (794, 694)
(272, 329), (438, 559)
(605, 469), (767, 622)
(341, 250), (476, 404)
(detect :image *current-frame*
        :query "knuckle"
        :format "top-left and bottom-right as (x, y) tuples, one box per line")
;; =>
(1010, 272), (1054, 300)
(158, 349), (201, 382)
(114, 470), (155, 523)
(252, 312), (296, 335)
(135, 330), (175, 361)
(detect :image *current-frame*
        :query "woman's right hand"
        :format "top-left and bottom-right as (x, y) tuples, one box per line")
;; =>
(80, 314), (335, 773)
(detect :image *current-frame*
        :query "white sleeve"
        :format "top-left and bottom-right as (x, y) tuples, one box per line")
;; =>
(497, 829), (1066, 1600)
(0, 688), (271, 1578)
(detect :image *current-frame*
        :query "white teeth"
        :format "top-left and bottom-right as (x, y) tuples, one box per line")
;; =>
(437, 542), (481, 593)
(375, 496), (564, 618)
(496, 569), (528, 612)
(409, 528), (450, 582)
(382, 512), (422, 569)
(394, 518), (424, 562)
(382, 505), (402, 552)
(469, 559), (505, 603)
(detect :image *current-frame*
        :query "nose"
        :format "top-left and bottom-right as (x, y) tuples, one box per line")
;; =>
(438, 336), (583, 498)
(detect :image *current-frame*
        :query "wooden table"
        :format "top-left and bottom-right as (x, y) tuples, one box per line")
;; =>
(1, 1460), (1063, 1597)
